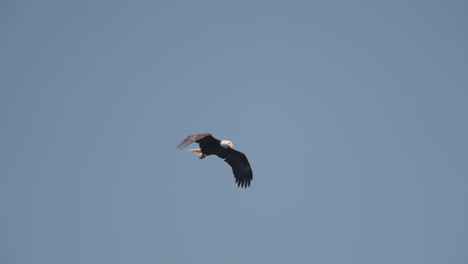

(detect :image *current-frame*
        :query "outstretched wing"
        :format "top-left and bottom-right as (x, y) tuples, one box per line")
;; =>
(223, 149), (253, 188)
(177, 133), (219, 149)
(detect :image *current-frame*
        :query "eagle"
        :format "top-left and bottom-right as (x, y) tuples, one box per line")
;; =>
(177, 133), (253, 188)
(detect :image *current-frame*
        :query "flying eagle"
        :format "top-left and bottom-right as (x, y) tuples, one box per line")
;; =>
(177, 133), (253, 188)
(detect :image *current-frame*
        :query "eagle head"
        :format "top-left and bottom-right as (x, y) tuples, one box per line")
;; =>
(220, 140), (234, 149)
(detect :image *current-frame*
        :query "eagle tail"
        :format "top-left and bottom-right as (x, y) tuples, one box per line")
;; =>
(188, 149), (206, 159)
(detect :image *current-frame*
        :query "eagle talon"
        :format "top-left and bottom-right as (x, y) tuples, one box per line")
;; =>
(199, 154), (207, 159)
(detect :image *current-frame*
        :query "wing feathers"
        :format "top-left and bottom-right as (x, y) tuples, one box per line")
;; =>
(177, 133), (212, 149)
(223, 149), (253, 188)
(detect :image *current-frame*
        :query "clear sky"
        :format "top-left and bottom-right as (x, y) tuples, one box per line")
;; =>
(1, 0), (467, 263)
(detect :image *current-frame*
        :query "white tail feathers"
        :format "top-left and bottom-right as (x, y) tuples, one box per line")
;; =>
(188, 149), (203, 157)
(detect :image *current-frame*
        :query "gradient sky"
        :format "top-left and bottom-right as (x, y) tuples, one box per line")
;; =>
(1, 1), (467, 264)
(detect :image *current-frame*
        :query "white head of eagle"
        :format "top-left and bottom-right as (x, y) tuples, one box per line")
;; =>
(177, 133), (253, 188)
(220, 140), (234, 149)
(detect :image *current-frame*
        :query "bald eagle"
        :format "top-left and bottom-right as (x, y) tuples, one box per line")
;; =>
(177, 133), (253, 188)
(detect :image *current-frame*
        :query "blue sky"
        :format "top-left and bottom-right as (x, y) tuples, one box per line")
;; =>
(1, 0), (467, 263)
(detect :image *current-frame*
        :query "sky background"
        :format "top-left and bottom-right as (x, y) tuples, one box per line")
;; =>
(1, 0), (467, 263)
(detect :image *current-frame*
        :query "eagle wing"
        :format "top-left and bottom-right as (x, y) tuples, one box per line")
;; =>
(177, 133), (218, 149)
(223, 149), (253, 188)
